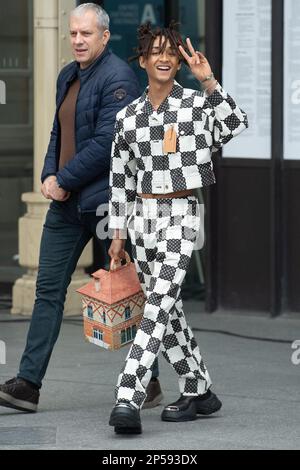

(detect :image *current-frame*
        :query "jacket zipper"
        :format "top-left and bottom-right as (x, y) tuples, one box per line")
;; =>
(75, 76), (82, 215)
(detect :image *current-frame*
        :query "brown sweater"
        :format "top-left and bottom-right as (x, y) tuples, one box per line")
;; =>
(58, 79), (80, 170)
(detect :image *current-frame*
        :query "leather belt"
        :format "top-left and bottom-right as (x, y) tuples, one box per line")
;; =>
(137, 189), (194, 199)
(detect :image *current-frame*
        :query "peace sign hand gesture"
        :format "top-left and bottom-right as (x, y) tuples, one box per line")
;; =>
(179, 38), (213, 83)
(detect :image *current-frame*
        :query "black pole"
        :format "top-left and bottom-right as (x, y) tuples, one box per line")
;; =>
(204, 0), (223, 313)
(270, 0), (284, 316)
(77, 0), (104, 5)
(164, 0), (179, 26)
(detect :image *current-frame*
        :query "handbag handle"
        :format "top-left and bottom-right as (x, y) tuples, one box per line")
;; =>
(110, 251), (131, 272)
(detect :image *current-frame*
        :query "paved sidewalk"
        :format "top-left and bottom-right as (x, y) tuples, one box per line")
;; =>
(0, 302), (299, 450)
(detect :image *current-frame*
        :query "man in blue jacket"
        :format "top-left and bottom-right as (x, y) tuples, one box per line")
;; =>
(0, 3), (162, 413)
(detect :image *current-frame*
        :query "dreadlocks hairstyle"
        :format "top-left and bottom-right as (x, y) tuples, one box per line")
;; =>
(131, 21), (187, 63)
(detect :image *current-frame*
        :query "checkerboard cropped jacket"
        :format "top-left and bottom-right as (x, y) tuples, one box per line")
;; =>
(109, 80), (248, 232)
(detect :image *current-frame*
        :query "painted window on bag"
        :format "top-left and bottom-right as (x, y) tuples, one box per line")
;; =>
(121, 325), (137, 344)
(121, 329), (126, 344)
(125, 306), (131, 320)
(93, 329), (103, 341)
(126, 327), (132, 342)
(87, 305), (93, 319)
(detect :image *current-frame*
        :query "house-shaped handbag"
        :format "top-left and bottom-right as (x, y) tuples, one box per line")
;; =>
(76, 252), (145, 350)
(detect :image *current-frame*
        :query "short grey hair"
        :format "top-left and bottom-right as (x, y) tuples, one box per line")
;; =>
(71, 3), (110, 31)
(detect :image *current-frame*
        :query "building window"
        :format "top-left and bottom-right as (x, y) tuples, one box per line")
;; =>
(0, 0), (34, 272)
(0, 0), (33, 130)
(125, 306), (131, 320)
(93, 329), (103, 341)
(102, 312), (106, 324)
(87, 305), (93, 319)
(132, 324), (137, 339)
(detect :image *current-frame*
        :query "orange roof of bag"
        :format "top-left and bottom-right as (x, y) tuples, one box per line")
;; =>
(76, 252), (142, 304)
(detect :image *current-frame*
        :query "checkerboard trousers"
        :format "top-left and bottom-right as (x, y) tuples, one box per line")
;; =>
(115, 196), (212, 409)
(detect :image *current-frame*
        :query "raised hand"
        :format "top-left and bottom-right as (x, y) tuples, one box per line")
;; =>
(179, 38), (213, 82)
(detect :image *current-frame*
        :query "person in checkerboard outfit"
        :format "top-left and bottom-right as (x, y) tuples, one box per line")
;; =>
(108, 23), (248, 434)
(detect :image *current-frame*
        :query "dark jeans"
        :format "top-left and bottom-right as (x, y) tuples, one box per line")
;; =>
(17, 193), (159, 388)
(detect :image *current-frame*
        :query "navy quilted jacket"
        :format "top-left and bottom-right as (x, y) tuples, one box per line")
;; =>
(41, 47), (140, 212)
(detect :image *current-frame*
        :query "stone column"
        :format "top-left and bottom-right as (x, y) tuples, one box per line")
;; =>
(11, 0), (92, 316)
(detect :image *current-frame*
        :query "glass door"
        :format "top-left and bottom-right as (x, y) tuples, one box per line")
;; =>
(0, 0), (33, 291)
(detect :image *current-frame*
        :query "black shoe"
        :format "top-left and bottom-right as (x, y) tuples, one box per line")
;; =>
(142, 378), (164, 409)
(0, 377), (39, 413)
(194, 390), (222, 415)
(109, 402), (142, 434)
(161, 390), (222, 422)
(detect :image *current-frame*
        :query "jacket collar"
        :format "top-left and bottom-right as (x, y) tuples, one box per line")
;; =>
(135, 80), (184, 115)
(76, 46), (111, 83)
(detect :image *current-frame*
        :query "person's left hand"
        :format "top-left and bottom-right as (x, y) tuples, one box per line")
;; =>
(179, 38), (212, 82)
(41, 175), (70, 201)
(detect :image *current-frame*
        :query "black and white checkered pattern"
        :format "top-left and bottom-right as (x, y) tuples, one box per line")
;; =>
(115, 196), (212, 409)
(109, 80), (248, 232)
